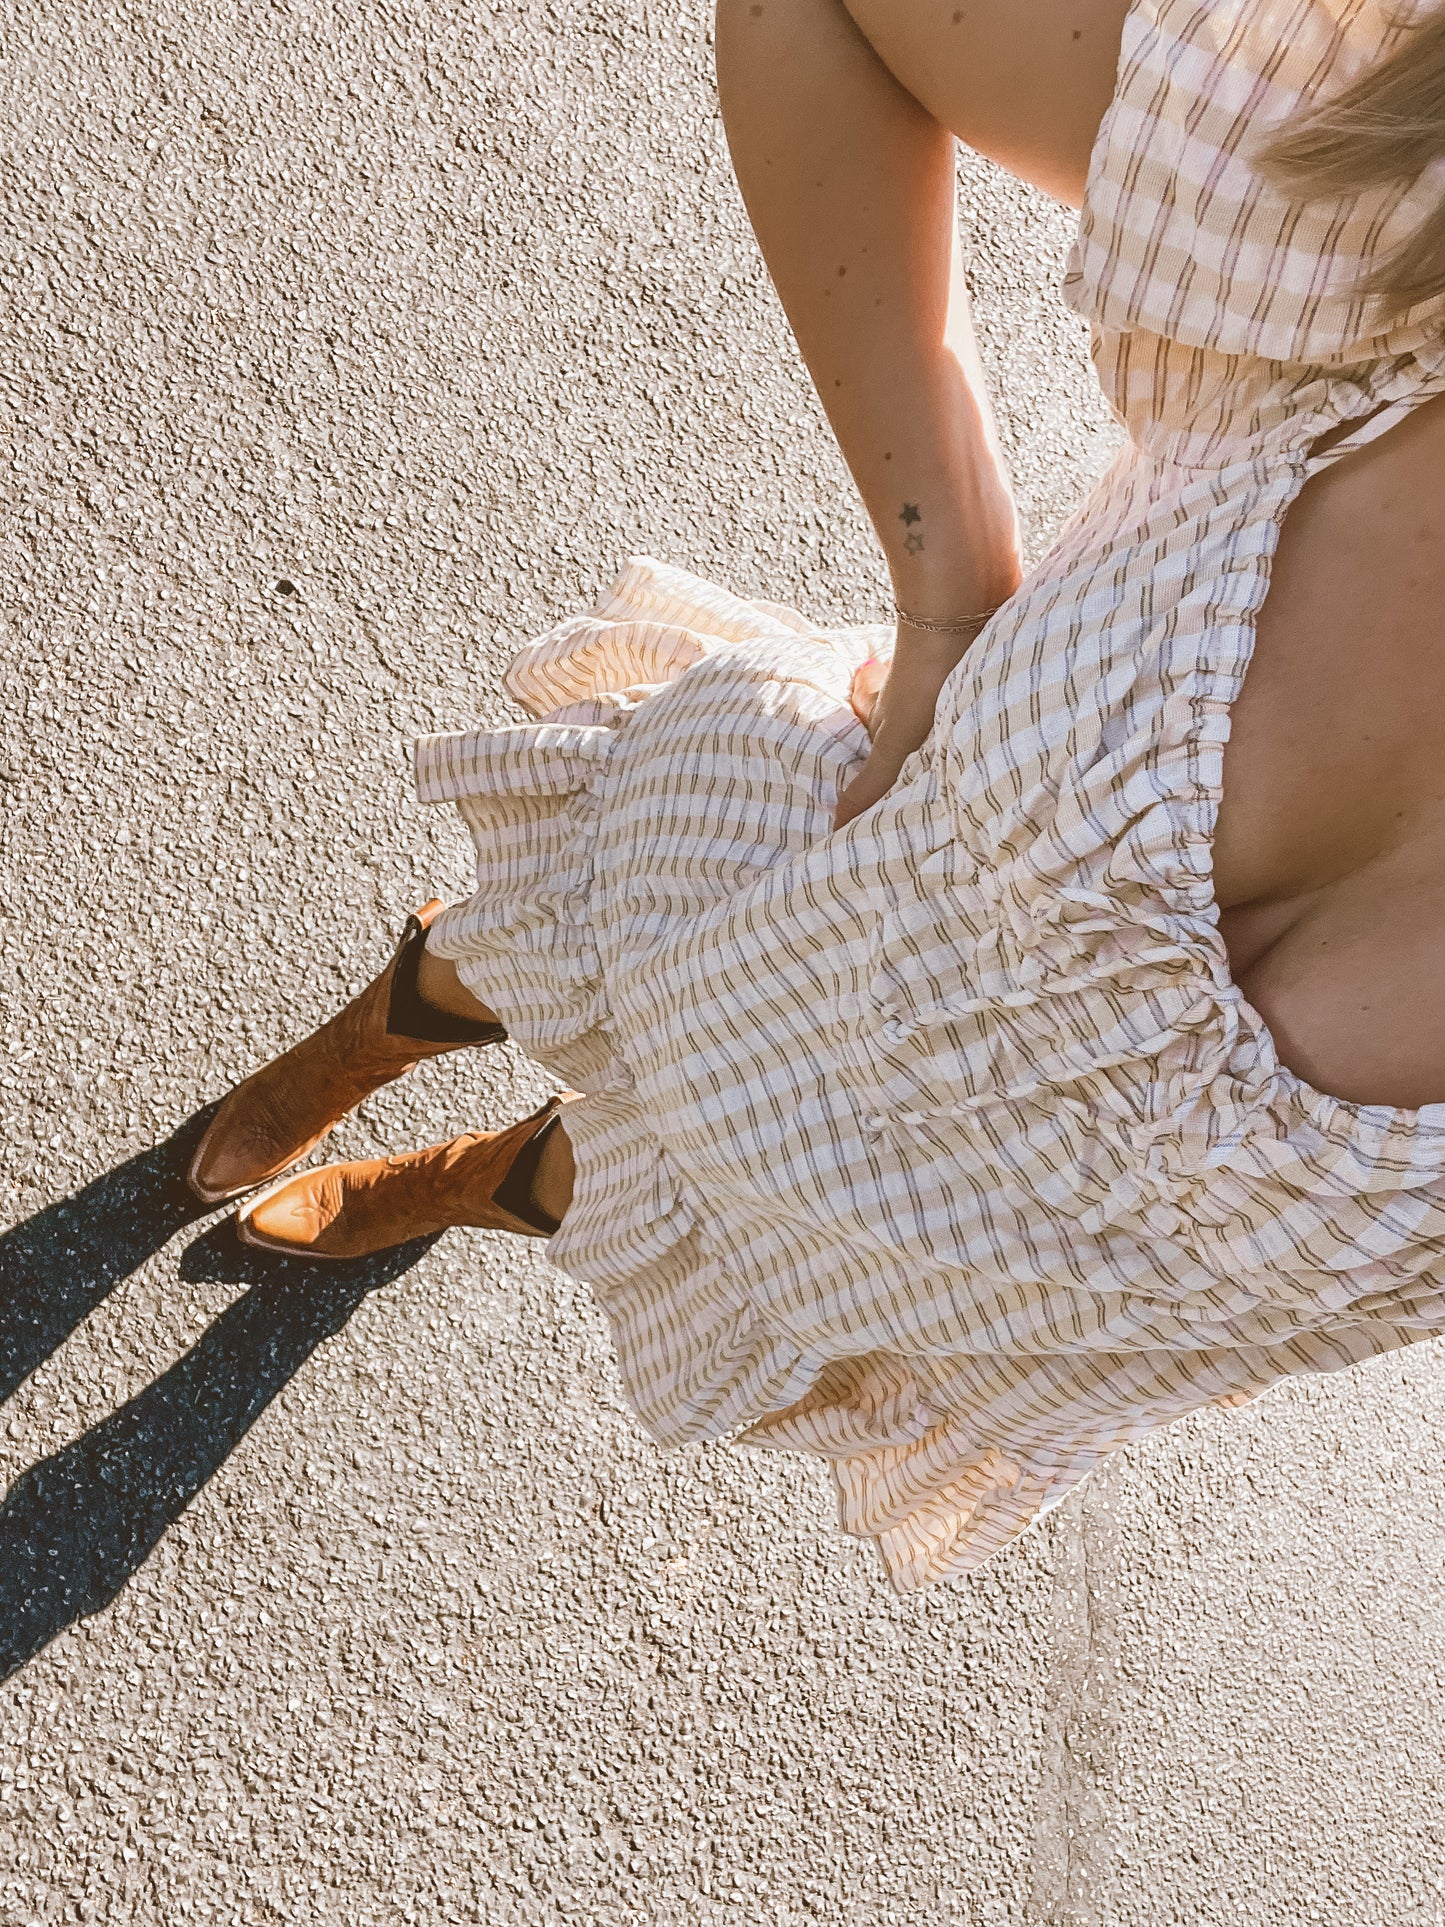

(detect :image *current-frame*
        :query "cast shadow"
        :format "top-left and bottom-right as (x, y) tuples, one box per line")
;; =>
(0, 1106), (218, 1405)
(0, 1115), (435, 1679)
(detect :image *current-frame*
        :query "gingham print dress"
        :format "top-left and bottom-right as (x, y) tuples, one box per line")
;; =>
(416, 0), (1445, 1592)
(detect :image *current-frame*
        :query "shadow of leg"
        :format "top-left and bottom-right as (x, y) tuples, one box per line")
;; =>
(0, 1227), (435, 1682)
(0, 1106), (219, 1405)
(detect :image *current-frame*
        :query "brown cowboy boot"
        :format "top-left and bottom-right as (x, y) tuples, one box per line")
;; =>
(235, 1097), (570, 1260)
(188, 900), (506, 1205)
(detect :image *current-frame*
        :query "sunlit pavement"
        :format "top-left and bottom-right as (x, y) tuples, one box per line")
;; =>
(4, 4), (1445, 1921)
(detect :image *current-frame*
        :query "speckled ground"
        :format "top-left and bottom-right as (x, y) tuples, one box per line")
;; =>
(4, 3), (1445, 1922)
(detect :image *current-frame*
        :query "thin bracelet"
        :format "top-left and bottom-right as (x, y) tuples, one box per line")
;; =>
(892, 602), (1003, 636)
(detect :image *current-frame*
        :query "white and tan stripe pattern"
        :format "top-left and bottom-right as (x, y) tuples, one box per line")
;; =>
(416, 0), (1445, 1592)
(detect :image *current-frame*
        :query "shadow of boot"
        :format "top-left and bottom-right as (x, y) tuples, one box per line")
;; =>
(0, 1106), (220, 1406)
(0, 1224), (436, 1681)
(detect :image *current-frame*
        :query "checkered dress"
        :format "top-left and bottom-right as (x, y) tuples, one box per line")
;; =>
(415, 0), (1445, 1591)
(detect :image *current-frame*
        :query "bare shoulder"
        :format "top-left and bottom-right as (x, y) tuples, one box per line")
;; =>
(840, 0), (1132, 205)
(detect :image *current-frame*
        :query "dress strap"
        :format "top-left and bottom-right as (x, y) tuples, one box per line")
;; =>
(1307, 395), (1433, 473)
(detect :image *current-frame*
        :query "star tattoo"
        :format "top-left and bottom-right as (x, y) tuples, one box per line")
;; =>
(904, 531), (925, 554)
(899, 503), (922, 525)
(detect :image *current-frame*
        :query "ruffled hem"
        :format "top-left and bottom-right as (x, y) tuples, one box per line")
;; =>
(554, 1083), (1100, 1595)
(414, 555), (885, 1088)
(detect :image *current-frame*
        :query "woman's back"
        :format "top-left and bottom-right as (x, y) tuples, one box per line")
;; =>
(1050, 0), (1445, 1109)
(1216, 389), (1445, 1108)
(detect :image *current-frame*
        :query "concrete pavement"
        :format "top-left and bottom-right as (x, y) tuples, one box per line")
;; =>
(4, 2), (1445, 1920)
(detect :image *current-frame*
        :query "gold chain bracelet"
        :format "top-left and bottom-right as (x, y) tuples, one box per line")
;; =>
(892, 602), (1003, 636)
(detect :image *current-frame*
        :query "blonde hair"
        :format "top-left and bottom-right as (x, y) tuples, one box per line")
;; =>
(1256, 3), (1445, 317)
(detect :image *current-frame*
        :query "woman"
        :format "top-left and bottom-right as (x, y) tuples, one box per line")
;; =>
(190, 0), (1445, 1592)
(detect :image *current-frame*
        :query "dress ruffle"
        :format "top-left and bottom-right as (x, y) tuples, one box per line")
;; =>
(415, 556), (883, 1092)
(420, 559), (1039, 1592)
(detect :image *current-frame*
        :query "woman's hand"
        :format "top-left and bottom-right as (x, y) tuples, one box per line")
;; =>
(834, 628), (969, 828)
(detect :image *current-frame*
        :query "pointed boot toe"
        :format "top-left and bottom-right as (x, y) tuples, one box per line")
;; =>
(240, 1167), (353, 1256)
(189, 1066), (332, 1206)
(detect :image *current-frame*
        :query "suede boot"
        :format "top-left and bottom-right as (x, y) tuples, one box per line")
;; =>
(236, 1098), (569, 1259)
(188, 900), (505, 1205)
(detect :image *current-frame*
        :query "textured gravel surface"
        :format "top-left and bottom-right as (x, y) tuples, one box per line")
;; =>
(4, 2), (1445, 1921)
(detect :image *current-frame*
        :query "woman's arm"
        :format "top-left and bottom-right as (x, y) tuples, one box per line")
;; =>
(715, 0), (1023, 825)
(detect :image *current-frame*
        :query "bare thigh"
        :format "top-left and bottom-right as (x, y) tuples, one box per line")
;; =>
(842, 0), (1132, 205)
(1214, 393), (1445, 1108)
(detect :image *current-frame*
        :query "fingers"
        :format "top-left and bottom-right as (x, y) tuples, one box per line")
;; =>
(838, 643), (953, 825)
(833, 781), (876, 829)
(849, 657), (890, 732)
(833, 747), (906, 827)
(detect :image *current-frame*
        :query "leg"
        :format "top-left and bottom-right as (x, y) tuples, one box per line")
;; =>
(195, 898), (578, 1255)
(714, 0), (1129, 819)
(189, 901), (506, 1203)
(531, 1116), (576, 1226)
